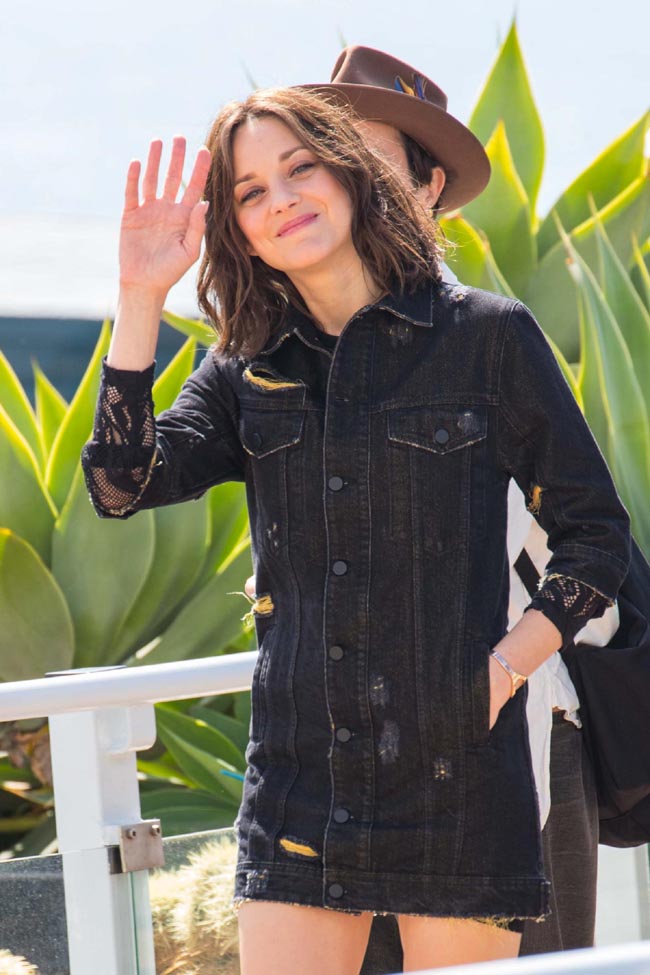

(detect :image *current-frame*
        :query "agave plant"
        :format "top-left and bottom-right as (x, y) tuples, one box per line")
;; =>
(0, 331), (255, 847)
(440, 21), (650, 365)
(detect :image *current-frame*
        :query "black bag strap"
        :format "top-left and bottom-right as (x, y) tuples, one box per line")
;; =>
(514, 548), (540, 599)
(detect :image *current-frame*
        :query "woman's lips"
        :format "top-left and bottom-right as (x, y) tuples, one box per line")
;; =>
(276, 213), (318, 237)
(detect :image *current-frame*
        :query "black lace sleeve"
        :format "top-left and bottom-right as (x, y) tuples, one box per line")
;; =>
(81, 360), (158, 517)
(527, 573), (612, 648)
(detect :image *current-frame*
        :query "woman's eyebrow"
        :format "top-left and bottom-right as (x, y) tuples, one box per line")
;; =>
(234, 146), (307, 187)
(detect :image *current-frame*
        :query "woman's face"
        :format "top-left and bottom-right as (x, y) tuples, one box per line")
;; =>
(232, 116), (358, 279)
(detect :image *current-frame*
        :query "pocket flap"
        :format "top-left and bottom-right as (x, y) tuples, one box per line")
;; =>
(240, 409), (305, 458)
(388, 407), (487, 454)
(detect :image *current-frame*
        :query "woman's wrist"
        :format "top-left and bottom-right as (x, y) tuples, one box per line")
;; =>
(107, 286), (167, 370)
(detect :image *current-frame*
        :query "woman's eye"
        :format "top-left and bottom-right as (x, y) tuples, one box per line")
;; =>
(291, 162), (315, 177)
(240, 187), (263, 204)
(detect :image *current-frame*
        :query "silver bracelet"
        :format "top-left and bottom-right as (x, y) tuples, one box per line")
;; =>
(490, 650), (527, 698)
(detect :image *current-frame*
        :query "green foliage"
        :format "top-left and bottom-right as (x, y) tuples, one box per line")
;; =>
(443, 21), (650, 366)
(469, 20), (545, 214)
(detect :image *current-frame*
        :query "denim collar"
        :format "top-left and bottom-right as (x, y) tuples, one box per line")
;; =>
(258, 279), (436, 356)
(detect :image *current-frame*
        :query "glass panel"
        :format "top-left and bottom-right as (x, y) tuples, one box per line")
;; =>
(150, 828), (238, 975)
(0, 851), (69, 974)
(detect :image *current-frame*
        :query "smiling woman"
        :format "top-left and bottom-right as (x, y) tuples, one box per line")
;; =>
(197, 87), (442, 356)
(80, 84), (630, 975)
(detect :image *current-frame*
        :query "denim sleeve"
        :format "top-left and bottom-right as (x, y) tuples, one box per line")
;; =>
(81, 351), (245, 519)
(497, 301), (630, 625)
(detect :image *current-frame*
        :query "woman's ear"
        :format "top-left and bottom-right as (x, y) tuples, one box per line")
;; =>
(422, 166), (447, 209)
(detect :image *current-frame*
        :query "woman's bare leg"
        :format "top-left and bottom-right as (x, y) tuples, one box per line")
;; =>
(238, 901), (374, 975)
(398, 915), (521, 970)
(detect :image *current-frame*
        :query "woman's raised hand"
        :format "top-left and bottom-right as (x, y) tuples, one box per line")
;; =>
(119, 136), (212, 297)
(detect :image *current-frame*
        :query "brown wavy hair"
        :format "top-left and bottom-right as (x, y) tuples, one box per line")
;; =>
(197, 87), (443, 358)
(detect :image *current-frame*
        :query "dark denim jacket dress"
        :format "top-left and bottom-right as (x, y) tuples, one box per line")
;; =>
(82, 282), (630, 922)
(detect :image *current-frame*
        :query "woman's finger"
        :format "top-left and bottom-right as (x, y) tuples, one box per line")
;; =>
(142, 139), (163, 201)
(181, 146), (212, 209)
(124, 159), (141, 212)
(162, 135), (186, 202)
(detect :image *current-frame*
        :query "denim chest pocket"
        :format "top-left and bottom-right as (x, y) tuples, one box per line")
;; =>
(239, 366), (307, 459)
(386, 406), (488, 556)
(240, 408), (305, 459)
(387, 407), (487, 454)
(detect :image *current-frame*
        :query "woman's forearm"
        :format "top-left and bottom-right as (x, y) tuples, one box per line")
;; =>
(106, 285), (167, 371)
(488, 609), (562, 724)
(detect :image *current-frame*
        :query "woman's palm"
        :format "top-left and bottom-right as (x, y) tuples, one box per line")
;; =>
(119, 137), (211, 294)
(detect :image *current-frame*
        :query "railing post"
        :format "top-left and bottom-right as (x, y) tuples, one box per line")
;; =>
(49, 703), (158, 975)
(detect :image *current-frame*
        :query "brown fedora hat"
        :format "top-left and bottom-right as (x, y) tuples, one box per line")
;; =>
(301, 45), (490, 211)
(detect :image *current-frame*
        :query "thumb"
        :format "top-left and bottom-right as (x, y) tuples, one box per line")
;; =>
(185, 200), (209, 257)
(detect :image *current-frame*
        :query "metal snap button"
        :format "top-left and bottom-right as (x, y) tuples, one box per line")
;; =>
(328, 475), (344, 492)
(335, 727), (352, 743)
(333, 807), (350, 824)
(434, 428), (450, 445)
(329, 645), (344, 661)
(332, 560), (348, 576)
(328, 883), (344, 899)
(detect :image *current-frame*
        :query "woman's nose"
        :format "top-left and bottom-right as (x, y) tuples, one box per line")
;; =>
(270, 181), (299, 213)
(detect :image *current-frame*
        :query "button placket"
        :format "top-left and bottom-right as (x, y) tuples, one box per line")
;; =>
(321, 316), (374, 882)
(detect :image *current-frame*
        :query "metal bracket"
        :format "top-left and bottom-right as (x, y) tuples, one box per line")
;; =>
(113, 820), (165, 874)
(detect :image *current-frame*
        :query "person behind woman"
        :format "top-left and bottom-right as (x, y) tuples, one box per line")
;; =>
(82, 86), (630, 973)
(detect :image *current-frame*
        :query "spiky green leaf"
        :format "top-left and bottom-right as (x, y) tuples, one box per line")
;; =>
(524, 175), (650, 360)
(0, 529), (74, 681)
(33, 364), (68, 456)
(156, 704), (245, 771)
(152, 338), (197, 414)
(52, 468), (155, 667)
(439, 215), (514, 295)
(462, 121), (536, 294)
(537, 112), (650, 257)
(131, 541), (252, 667)
(139, 787), (236, 835)
(155, 726), (241, 803)
(162, 309), (215, 347)
(0, 407), (57, 564)
(468, 21), (545, 212)
(0, 352), (44, 467)
(45, 320), (111, 510)
(595, 215), (650, 419)
(111, 497), (211, 660)
(564, 240), (650, 550)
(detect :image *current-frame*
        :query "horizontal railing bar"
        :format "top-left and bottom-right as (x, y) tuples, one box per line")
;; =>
(0, 652), (257, 721)
(417, 941), (650, 975)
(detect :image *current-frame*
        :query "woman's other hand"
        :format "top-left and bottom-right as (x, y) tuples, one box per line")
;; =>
(120, 136), (211, 297)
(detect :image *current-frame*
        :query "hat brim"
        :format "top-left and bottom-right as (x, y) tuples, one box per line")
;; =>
(300, 83), (490, 211)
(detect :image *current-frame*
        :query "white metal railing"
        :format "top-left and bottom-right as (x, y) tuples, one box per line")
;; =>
(421, 941), (650, 974)
(0, 653), (647, 975)
(0, 653), (256, 975)
(0, 652), (258, 721)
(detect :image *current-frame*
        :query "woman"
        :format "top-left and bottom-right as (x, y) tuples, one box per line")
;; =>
(82, 87), (630, 973)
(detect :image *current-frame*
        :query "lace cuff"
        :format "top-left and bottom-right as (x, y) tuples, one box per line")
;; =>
(81, 360), (157, 517)
(526, 573), (612, 647)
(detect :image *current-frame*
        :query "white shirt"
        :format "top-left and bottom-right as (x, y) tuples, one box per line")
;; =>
(506, 481), (619, 826)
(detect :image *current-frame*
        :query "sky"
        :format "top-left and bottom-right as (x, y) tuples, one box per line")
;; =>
(2, 0), (649, 317)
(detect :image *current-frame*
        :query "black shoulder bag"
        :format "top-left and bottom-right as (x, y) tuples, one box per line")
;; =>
(515, 539), (650, 848)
